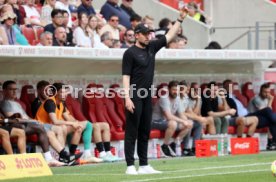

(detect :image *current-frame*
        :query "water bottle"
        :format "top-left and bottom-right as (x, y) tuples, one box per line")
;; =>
(220, 134), (225, 156)
(223, 134), (229, 155)
(118, 140), (125, 159)
(156, 144), (161, 158)
(176, 138), (182, 157)
(152, 139), (158, 159)
(217, 134), (224, 156)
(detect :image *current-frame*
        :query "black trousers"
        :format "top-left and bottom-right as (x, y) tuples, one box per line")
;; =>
(247, 107), (276, 141)
(124, 97), (152, 166)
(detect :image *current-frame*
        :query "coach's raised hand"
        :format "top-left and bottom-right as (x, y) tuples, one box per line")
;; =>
(165, 7), (188, 43)
(179, 6), (189, 20)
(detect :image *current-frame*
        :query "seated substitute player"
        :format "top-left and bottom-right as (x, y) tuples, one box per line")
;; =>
(0, 80), (79, 166)
(151, 80), (193, 157)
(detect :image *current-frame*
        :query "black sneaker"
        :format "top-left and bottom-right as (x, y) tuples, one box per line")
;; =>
(169, 142), (176, 154)
(161, 144), (173, 157)
(168, 143), (177, 157)
(266, 145), (273, 150)
(62, 152), (83, 165)
(182, 149), (195, 157)
(267, 142), (276, 151)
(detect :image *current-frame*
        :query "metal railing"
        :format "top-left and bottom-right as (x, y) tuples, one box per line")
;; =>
(210, 22), (276, 50)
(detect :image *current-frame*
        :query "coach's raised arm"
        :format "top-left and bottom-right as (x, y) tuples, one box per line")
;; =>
(165, 7), (189, 43)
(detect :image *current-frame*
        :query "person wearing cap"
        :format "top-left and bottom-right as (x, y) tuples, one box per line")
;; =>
(122, 7), (189, 175)
(0, 11), (17, 45)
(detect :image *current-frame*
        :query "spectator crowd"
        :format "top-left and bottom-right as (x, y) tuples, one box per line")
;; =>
(0, 0), (212, 49)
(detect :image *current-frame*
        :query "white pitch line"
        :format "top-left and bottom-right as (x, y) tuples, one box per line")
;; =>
(122, 169), (270, 182)
(56, 173), (123, 176)
(55, 162), (271, 177)
(165, 162), (271, 173)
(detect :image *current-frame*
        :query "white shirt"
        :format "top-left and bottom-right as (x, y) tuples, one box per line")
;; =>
(229, 94), (249, 117)
(41, 5), (53, 25)
(73, 27), (92, 47)
(23, 5), (41, 25)
(179, 95), (190, 112)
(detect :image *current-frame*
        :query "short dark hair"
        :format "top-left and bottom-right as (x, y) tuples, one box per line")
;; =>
(2, 80), (16, 90)
(108, 14), (119, 21)
(52, 82), (65, 92)
(223, 79), (232, 88)
(260, 83), (270, 92)
(168, 80), (179, 89)
(208, 81), (217, 88)
(159, 18), (171, 29)
(205, 41), (222, 49)
(130, 14), (142, 22)
(36, 80), (50, 90)
(190, 82), (198, 88)
(51, 9), (63, 18)
(179, 80), (188, 86)
(124, 28), (134, 36)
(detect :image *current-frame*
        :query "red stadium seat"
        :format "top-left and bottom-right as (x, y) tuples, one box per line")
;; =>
(65, 94), (87, 121)
(159, 0), (179, 9)
(232, 82), (248, 107)
(150, 129), (162, 139)
(32, 39), (40, 45)
(156, 83), (168, 98)
(242, 82), (255, 102)
(109, 84), (126, 124)
(82, 83), (125, 141)
(82, 83), (97, 123)
(21, 26), (36, 45)
(21, 26), (44, 45)
(200, 83), (208, 94)
(36, 27), (44, 39)
(20, 85), (36, 118)
(228, 126), (268, 135)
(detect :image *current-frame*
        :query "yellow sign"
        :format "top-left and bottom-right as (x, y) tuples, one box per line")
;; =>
(0, 153), (53, 180)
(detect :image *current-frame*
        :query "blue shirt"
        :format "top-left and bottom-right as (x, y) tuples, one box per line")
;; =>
(100, 1), (131, 28)
(229, 94), (248, 116)
(77, 4), (96, 16)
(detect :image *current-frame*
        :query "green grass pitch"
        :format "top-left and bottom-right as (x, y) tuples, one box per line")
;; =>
(5, 151), (276, 182)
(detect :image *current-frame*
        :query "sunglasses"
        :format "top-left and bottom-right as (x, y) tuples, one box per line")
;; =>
(6, 17), (15, 21)
(126, 0), (133, 2)
(111, 19), (119, 22)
